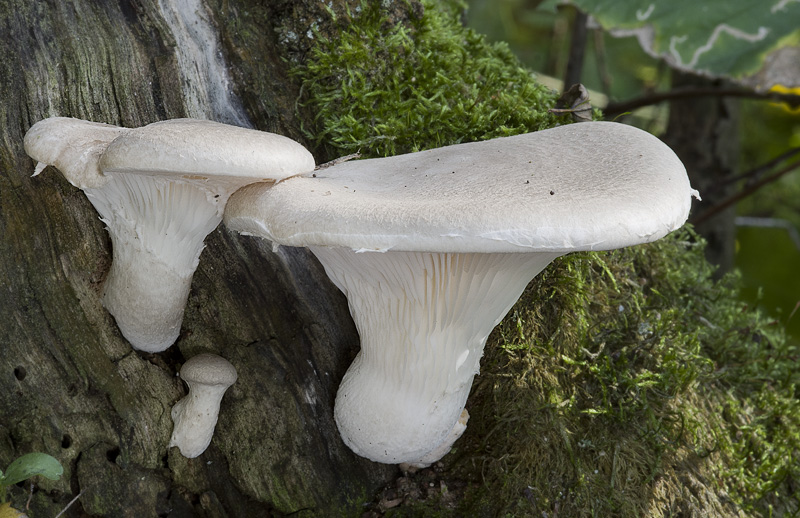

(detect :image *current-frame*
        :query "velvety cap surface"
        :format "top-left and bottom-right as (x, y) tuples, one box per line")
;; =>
(180, 354), (238, 387)
(225, 122), (696, 253)
(100, 119), (315, 180)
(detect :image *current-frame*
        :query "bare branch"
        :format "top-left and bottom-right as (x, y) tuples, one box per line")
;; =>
(605, 87), (800, 116)
(702, 147), (800, 198)
(691, 159), (800, 226)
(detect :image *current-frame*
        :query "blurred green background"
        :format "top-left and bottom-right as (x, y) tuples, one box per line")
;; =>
(465, 0), (800, 343)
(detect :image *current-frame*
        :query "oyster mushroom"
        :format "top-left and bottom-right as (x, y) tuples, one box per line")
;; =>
(24, 117), (315, 352)
(224, 121), (698, 465)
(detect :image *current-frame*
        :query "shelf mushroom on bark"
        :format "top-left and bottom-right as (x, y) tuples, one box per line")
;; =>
(24, 117), (315, 352)
(224, 121), (699, 466)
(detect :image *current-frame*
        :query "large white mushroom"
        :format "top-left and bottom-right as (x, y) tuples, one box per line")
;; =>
(224, 121), (699, 465)
(24, 117), (315, 352)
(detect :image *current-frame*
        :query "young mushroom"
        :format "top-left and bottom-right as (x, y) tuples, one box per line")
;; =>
(24, 117), (315, 352)
(224, 121), (699, 465)
(169, 353), (238, 458)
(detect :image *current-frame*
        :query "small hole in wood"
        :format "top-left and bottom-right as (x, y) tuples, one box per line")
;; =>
(106, 447), (121, 464)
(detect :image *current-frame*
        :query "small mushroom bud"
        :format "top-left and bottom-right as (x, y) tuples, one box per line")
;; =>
(169, 354), (237, 458)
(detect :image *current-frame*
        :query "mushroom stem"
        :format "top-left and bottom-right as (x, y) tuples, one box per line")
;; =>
(170, 383), (227, 458)
(169, 353), (238, 459)
(400, 408), (470, 470)
(102, 244), (193, 352)
(311, 247), (561, 464)
(86, 173), (239, 352)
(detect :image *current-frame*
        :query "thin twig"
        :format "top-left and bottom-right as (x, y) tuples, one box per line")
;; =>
(54, 490), (84, 518)
(789, 301), (800, 322)
(740, 147), (800, 188)
(314, 152), (361, 170)
(691, 159), (800, 226)
(702, 146), (800, 198)
(605, 87), (800, 116)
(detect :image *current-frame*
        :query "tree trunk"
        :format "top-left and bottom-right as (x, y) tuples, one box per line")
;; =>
(0, 1), (402, 515)
(662, 71), (740, 274)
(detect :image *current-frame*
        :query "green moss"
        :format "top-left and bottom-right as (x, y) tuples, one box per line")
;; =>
(456, 230), (800, 517)
(295, 0), (560, 160)
(294, 2), (799, 516)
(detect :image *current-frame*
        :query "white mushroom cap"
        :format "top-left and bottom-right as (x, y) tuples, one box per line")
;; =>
(225, 121), (697, 253)
(99, 118), (315, 182)
(179, 352), (239, 388)
(24, 117), (315, 352)
(169, 353), (238, 459)
(23, 117), (128, 189)
(223, 121), (697, 465)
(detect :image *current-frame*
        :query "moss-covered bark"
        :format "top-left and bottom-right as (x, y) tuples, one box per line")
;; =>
(0, 0), (399, 515)
(3, 1), (797, 517)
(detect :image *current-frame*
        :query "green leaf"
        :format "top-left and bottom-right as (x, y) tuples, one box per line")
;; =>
(0, 453), (63, 487)
(554, 0), (800, 80)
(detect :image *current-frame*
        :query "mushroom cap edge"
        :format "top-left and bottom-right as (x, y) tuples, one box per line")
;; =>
(23, 117), (128, 189)
(179, 353), (238, 387)
(225, 121), (698, 254)
(99, 118), (316, 181)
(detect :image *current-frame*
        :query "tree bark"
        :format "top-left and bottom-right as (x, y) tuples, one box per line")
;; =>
(662, 71), (740, 274)
(0, 1), (402, 515)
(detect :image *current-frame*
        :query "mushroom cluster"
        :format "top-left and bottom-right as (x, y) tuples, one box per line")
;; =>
(224, 121), (699, 466)
(24, 117), (315, 353)
(23, 116), (696, 465)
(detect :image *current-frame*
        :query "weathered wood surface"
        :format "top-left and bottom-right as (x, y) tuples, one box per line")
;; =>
(0, 0), (400, 515)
